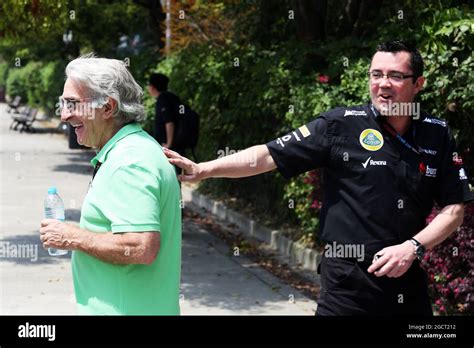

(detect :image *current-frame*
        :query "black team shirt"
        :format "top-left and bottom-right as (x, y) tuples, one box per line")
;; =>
(154, 91), (180, 147)
(266, 103), (473, 250)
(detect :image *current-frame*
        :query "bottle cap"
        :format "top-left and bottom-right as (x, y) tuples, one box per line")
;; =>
(47, 187), (57, 194)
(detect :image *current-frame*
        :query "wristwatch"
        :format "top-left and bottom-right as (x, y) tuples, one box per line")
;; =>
(409, 238), (426, 261)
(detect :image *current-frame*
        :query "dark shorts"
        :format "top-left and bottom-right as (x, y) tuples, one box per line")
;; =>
(316, 255), (433, 316)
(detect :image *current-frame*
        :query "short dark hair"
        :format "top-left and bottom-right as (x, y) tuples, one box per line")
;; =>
(374, 40), (423, 82)
(148, 73), (169, 92)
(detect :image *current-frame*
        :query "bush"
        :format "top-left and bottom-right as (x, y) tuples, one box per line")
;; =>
(6, 62), (42, 105)
(421, 204), (474, 315)
(283, 170), (322, 246)
(5, 60), (65, 116)
(148, 43), (309, 226)
(0, 62), (9, 88)
(36, 61), (66, 116)
(419, 7), (474, 181)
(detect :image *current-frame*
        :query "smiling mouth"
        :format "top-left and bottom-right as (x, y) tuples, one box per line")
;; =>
(71, 123), (84, 131)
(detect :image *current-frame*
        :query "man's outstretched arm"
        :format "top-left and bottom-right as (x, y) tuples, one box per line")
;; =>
(164, 145), (277, 182)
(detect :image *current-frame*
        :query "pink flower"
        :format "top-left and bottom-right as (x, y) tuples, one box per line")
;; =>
(318, 75), (330, 84)
(454, 288), (460, 298)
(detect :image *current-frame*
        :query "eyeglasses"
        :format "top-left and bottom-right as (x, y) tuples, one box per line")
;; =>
(58, 97), (103, 114)
(368, 70), (414, 83)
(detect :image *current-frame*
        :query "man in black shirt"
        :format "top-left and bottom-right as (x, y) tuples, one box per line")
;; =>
(148, 73), (181, 152)
(164, 41), (473, 315)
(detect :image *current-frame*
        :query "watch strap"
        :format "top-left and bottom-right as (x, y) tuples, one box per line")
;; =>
(410, 238), (421, 247)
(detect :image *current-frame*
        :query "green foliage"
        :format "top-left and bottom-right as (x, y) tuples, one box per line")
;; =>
(36, 61), (66, 116)
(1, 0), (160, 87)
(6, 61), (65, 116)
(419, 8), (474, 177)
(284, 171), (320, 245)
(0, 0), (68, 41)
(1, 1), (159, 117)
(0, 62), (9, 87)
(6, 62), (41, 104)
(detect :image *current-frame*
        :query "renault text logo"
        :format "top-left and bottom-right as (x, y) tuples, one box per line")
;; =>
(362, 156), (387, 168)
(359, 129), (384, 151)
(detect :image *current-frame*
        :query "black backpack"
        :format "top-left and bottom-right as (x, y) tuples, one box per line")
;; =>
(172, 102), (200, 151)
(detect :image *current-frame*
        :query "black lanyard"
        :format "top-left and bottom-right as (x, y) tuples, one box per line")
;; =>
(379, 119), (422, 157)
(370, 103), (423, 157)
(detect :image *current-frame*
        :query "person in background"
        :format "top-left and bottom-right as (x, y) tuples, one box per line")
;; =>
(148, 73), (183, 153)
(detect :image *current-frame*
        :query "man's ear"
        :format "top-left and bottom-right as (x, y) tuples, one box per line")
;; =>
(413, 76), (425, 95)
(102, 98), (117, 120)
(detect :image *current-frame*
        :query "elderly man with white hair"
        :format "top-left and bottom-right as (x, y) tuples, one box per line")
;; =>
(39, 54), (182, 315)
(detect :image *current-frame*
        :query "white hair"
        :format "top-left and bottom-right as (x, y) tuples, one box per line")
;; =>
(65, 53), (145, 125)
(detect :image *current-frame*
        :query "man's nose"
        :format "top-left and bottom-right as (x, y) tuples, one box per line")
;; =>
(60, 106), (73, 122)
(378, 75), (392, 88)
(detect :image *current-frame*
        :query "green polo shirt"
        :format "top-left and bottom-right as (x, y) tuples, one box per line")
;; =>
(72, 123), (182, 315)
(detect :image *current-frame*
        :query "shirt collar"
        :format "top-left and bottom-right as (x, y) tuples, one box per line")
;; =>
(368, 102), (380, 119)
(368, 101), (424, 123)
(91, 123), (143, 166)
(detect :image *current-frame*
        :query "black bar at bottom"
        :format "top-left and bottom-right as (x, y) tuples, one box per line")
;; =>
(0, 316), (471, 346)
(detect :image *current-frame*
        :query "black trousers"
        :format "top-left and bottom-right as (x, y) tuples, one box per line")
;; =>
(316, 254), (433, 316)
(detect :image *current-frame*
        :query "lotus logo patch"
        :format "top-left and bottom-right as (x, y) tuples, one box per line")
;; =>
(359, 129), (384, 151)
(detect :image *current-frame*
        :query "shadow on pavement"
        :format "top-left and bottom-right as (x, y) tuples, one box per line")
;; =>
(65, 208), (81, 223)
(56, 151), (95, 163)
(52, 163), (92, 175)
(31, 126), (63, 134)
(0, 207), (81, 265)
(179, 221), (297, 313)
(52, 151), (95, 176)
(0, 232), (71, 265)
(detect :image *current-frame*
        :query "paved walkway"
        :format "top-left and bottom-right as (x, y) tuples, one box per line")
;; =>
(0, 103), (316, 315)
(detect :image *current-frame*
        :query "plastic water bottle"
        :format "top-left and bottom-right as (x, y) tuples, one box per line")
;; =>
(44, 187), (68, 256)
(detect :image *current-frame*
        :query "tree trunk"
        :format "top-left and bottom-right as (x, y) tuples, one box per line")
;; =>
(133, 0), (166, 49)
(292, 0), (328, 41)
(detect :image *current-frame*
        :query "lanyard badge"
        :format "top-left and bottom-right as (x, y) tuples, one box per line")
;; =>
(373, 107), (428, 175)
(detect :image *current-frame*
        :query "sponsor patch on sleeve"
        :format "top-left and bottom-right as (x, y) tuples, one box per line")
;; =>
(298, 125), (311, 138)
(275, 134), (293, 148)
(344, 110), (367, 117)
(422, 117), (447, 127)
